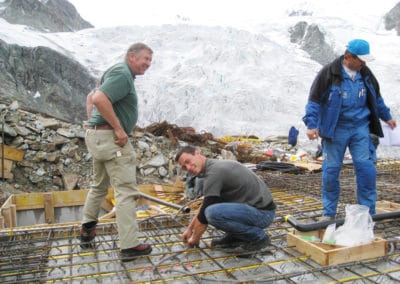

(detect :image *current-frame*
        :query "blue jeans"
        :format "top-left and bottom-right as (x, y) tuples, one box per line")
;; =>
(204, 203), (275, 241)
(322, 124), (376, 216)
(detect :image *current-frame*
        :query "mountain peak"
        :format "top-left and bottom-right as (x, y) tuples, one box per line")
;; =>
(0, 0), (93, 32)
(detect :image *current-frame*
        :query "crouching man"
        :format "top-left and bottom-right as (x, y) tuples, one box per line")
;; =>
(175, 145), (276, 252)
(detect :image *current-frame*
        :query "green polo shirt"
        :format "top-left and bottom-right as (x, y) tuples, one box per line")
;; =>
(89, 62), (138, 133)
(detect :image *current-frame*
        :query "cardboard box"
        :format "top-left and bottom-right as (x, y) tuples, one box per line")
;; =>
(287, 229), (387, 266)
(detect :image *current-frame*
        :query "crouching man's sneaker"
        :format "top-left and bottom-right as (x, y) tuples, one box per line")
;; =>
(79, 221), (97, 249)
(120, 244), (152, 262)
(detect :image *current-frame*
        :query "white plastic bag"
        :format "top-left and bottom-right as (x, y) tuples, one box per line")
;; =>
(322, 204), (375, 246)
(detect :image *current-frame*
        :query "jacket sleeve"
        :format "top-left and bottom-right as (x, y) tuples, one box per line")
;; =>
(302, 66), (330, 129)
(369, 71), (393, 122)
(303, 101), (320, 129)
(376, 96), (393, 122)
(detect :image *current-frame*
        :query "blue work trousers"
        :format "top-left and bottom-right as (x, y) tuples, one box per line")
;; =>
(321, 124), (376, 216)
(204, 203), (275, 241)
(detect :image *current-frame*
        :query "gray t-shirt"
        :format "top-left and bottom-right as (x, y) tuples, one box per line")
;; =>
(203, 159), (273, 209)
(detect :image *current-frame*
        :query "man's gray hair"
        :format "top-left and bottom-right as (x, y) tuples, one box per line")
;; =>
(125, 42), (153, 61)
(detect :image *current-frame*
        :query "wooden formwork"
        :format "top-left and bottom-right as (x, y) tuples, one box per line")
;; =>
(0, 183), (186, 229)
(287, 229), (387, 266)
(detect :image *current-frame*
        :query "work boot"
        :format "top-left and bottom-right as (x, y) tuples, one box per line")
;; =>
(210, 234), (245, 248)
(120, 244), (152, 262)
(79, 221), (97, 249)
(233, 235), (271, 258)
(240, 235), (271, 251)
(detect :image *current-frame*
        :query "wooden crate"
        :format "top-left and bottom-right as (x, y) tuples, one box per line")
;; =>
(376, 200), (400, 213)
(287, 229), (387, 266)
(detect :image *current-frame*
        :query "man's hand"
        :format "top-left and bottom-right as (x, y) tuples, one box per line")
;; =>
(187, 222), (207, 246)
(306, 128), (319, 140)
(181, 227), (192, 244)
(113, 127), (128, 147)
(386, 119), (397, 129)
(181, 217), (208, 247)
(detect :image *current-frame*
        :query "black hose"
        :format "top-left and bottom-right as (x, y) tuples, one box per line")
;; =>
(285, 211), (400, 232)
(256, 161), (302, 174)
(139, 192), (190, 213)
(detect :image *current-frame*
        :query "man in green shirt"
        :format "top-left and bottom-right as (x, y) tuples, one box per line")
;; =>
(80, 43), (153, 262)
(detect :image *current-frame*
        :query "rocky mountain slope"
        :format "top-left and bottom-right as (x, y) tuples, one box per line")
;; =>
(0, 39), (96, 124)
(1, 1), (400, 135)
(0, 0), (93, 32)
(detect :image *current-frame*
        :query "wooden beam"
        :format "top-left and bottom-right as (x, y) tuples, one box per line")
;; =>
(1, 195), (14, 208)
(0, 159), (13, 174)
(43, 193), (55, 224)
(10, 204), (17, 227)
(12, 189), (89, 210)
(2, 205), (17, 228)
(0, 144), (25, 161)
(154, 184), (166, 198)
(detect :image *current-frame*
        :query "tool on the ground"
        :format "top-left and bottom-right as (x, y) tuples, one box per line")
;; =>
(285, 210), (400, 232)
(139, 192), (190, 213)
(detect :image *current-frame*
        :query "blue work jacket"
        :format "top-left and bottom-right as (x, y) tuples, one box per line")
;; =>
(302, 56), (392, 139)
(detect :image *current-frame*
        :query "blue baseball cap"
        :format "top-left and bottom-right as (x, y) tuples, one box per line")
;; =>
(346, 39), (374, 62)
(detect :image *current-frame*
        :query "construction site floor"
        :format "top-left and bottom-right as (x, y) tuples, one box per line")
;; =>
(1, 162), (400, 283)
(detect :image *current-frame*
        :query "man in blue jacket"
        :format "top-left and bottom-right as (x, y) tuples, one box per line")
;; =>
(303, 39), (396, 219)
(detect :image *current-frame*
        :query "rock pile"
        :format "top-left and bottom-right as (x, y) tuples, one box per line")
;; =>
(0, 101), (310, 201)
(0, 101), (228, 196)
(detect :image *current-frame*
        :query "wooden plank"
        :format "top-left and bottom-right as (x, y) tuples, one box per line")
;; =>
(0, 159), (13, 173)
(52, 190), (88, 207)
(376, 200), (400, 213)
(0, 216), (3, 229)
(287, 232), (330, 265)
(154, 184), (166, 198)
(1, 195), (14, 208)
(326, 240), (387, 266)
(1, 207), (11, 228)
(0, 145), (25, 161)
(292, 161), (322, 172)
(43, 193), (55, 224)
(13, 190), (89, 210)
(10, 205), (17, 227)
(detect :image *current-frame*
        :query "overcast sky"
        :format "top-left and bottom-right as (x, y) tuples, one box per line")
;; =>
(68, 0), (289, 28)
(69, 0), (399, 29)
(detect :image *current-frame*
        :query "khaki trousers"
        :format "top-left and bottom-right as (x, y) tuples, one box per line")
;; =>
(82, 129), (140, 249)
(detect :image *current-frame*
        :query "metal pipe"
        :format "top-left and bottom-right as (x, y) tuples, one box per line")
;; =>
(285, 210), (400, 232)
(1, 109), (5, 180)
(139, 192), (190, 213)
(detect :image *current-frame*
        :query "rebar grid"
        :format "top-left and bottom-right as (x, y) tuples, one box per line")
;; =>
(260, 159), (400, 214)
(1, 159), (400, 283)
(0, 188), (399, 283)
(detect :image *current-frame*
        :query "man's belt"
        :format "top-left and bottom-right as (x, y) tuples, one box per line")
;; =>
(87, 124), (113, 130)
(262, 201), (276, 211)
